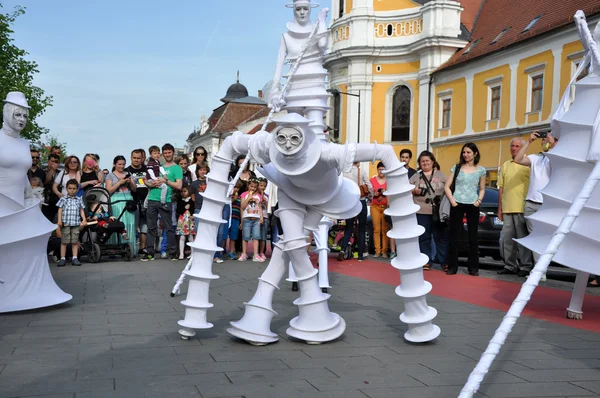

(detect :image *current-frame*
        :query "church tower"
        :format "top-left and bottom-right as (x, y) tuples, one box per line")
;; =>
(325, 0), (474, 171)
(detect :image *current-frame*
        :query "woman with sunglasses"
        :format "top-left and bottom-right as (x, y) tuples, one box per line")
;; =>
(52, 155), (81, 199)
(189, 146), (207, 182)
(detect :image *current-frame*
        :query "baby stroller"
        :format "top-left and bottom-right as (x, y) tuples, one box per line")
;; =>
(79, 187), (134, 263)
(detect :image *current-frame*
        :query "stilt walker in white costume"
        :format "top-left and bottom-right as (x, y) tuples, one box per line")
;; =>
(459, 11), (600, 397)
(176, 0), (440, 346)
(0, 92), (72, 312)
(270, 0), (336, 294)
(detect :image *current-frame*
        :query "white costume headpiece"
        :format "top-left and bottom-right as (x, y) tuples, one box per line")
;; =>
(286, 0), (319, 8)
(3, 92), (30, 109)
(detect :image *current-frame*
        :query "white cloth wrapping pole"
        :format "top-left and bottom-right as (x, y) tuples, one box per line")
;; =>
(171, 257), (193, 296)
(458, 160), (600, 398)
(315, 217), (333, 289)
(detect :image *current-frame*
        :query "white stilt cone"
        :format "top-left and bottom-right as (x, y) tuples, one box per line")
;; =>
(285, 240), (345, 343)
(385, 165), (440, 343)
(178, 155), (231, 338)
(227, 245), (288, 345)
(286, 260), (298, 282)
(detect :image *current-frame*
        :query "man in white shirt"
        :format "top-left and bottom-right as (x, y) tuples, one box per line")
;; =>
(513, 130), (558, 276)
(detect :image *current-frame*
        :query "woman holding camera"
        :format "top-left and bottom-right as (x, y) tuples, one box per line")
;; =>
(105, 155), (138, 253)
(409, 151), (448, 271)
(370, 162), (390, 258)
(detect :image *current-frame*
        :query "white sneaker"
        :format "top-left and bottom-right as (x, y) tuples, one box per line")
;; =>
(160, 252), (168, 259)
(252, 255), (265, 262)
(214, 257), (223, 264)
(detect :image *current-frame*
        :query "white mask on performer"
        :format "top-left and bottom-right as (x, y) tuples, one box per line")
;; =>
(275, 126), (304, 156)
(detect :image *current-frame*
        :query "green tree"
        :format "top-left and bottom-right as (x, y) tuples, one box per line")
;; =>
(33, 134), (67, 163)
(0, 3), (53, 141)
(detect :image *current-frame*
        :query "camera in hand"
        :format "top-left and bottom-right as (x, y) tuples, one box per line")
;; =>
(537, 130), (550, 138)
(420, 186), (429, 196)
(124, 173), (131, 179)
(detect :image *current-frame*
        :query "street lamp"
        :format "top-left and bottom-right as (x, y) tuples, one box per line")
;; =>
(327, 88), (361, 143)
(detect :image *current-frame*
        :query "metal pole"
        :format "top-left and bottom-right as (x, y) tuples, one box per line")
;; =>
(357, 90), (361, 144)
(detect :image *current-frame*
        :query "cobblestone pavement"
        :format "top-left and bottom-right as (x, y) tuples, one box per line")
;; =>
(1, 255), (599, 398)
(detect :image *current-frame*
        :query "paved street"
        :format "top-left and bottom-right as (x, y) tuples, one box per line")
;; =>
(1, 255), (600, 398)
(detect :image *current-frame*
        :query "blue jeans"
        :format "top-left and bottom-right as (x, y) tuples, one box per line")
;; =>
(242, 218), (261, 241)
(416, 213), (449, 265)
(215, 204), (230, 259)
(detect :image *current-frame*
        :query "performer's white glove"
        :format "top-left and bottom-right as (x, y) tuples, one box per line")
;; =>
(269, 89), (286, 113)
(318, 8), (329, 26)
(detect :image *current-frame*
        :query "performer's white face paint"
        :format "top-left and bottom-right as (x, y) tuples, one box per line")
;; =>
(3, 103), (29, 134)
(275, 126), (304, 156)
(294, 4), (310, 25)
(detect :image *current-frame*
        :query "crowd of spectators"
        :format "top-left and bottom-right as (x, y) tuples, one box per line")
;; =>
(31, 134), (597, 287)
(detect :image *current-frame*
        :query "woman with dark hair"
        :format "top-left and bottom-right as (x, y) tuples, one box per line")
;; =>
(409, 151), (448, 271)
(229, 155), (255, 193)
(444, 142), (486, 276)
(105, 155), (138, 253)
(189, 146), (208, 181)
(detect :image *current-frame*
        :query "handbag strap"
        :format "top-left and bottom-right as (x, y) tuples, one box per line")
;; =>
(450, 163), (461, 194)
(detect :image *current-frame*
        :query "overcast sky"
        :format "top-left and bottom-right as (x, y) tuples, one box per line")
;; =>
(2, 0), (318, 168)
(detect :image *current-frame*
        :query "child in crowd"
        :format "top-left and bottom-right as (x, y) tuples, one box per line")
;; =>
(30, 176), (45, 204)
(177, 155), (193, 187)
(228, 181), (243, 260)
(56, 179), (87, 266)
(87, 200), (128, 241)
(191, 161), (208, 214)
(145, 145), (168, 205)
(257, 178), (269, 261)
(239, 178), (264, 262)
(176, 186), (195, 259)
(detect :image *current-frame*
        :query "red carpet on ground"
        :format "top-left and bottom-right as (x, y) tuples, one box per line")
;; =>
(319, 256), (600, 333)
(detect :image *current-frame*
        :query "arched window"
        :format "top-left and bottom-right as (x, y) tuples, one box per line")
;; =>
(392, 85), (411, 142)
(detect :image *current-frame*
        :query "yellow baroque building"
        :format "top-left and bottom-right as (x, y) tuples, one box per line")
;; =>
(324, 0), (600, 182)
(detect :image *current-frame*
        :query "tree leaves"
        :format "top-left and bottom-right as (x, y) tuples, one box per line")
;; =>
(0, 3), (53, 141)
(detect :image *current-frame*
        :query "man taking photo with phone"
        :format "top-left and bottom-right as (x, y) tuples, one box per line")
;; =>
(513, 130), (558, 278)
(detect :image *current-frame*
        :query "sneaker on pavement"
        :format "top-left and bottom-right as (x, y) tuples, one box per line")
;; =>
(259, 253), (267, 261)
(228, 252), (237, 260)
(373, 253), (380, 258)
(253, 255), (265, 262)
(140, 253), (154, 262)
(389, 252), (397, 259)
(238, 253), (248, 261)
(71, 258), (82, 266)
(160, 252), (168, 259)
(170, 254), (178, 261)
(214, 257), (224, 264)
(57, 258), (66, 267)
